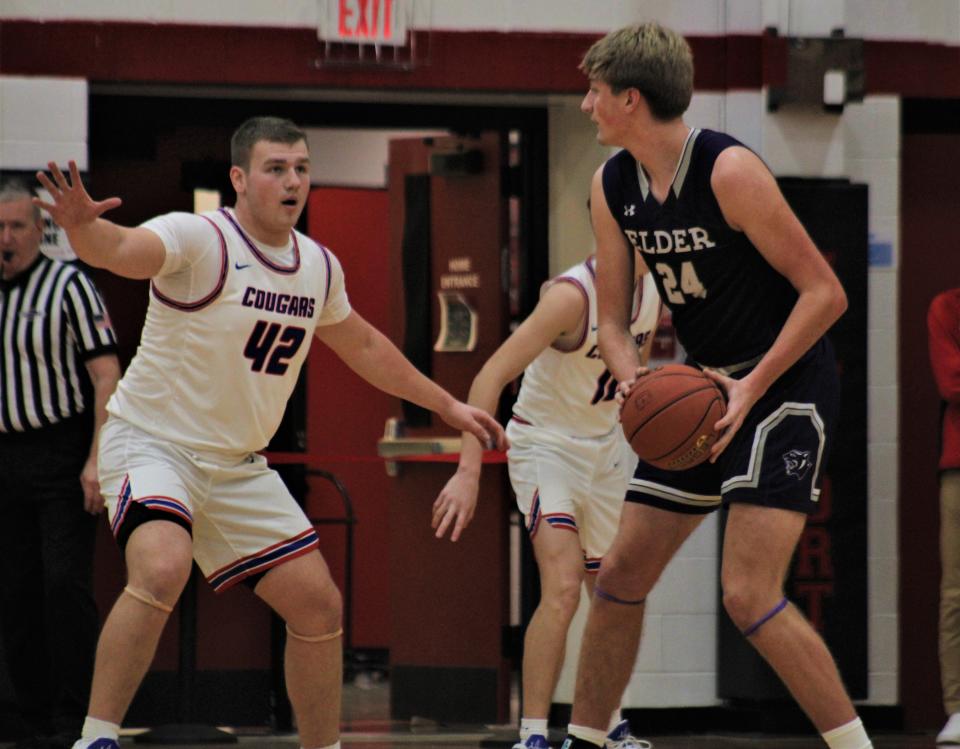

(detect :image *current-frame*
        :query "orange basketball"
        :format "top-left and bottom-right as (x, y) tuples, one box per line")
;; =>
(621, 363), (727, 470)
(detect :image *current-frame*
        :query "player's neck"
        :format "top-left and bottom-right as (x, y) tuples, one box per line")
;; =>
(231, 203), (292, 247)
(626, 120), (691, 189)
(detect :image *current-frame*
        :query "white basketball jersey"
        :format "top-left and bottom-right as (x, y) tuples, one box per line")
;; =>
(511, 257), (660, 438)
(107, 208), (350, 454)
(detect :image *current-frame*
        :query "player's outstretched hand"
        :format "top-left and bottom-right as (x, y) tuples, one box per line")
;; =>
(615, 365), (652, 409)
(34, 161), (122, 230)
(701, 369), (760, 461)
(439, 402), (509, 452)
(432, 469), (479, 542)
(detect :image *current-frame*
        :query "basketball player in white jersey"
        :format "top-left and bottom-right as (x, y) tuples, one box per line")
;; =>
(35, 116), (507, 749)
(433, 254), (660, 749)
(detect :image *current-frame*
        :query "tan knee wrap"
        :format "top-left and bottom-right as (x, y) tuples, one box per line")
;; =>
(285, 624), (343, 643)
(123, 585), (174, 614)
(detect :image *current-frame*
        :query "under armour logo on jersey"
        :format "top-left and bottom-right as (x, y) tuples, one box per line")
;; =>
(783, 449), (812, 480)
(624, 204), (636, 216)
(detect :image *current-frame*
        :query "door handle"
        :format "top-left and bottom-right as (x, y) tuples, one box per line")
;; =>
(378, 417), (461, 475)
(376, 437), (462, 459)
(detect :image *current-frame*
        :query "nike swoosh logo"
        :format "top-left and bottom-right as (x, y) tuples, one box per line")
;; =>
(234, 262), (251, 270)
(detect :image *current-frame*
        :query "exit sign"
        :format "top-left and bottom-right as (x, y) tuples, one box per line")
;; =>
(318, 0), (409, 46)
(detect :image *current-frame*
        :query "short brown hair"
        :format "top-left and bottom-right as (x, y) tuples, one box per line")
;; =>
(580, 22), (693, 121)
(230, 117), (308, 171)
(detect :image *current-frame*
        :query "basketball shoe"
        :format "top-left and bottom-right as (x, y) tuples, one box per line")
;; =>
(938, 712), (960, 744)
(70, 739), (120, 749)
(512, 733), (551, 749)
(605, 719), (652, 749)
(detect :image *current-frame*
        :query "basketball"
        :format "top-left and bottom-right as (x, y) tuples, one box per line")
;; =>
(621, 363), (727, 470)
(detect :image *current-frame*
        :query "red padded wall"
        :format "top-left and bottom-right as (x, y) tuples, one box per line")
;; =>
(306, 187), (393, 648)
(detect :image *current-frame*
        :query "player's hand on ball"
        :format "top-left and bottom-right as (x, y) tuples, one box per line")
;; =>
(701, 369), (759, 461)
(615, 366), (651, 408)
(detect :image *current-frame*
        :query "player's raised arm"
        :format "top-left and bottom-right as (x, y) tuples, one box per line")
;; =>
(314, 309), (508, 451)
(35, 160), (166, 279)
(432, 281), (587, 541)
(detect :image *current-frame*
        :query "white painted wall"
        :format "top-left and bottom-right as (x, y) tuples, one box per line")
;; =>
(306, 128), (446, 188)
(0, 76), (87, 171)
(546, 97), (608, 274)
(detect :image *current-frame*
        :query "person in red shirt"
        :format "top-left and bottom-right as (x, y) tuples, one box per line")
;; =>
(928, 288), (960, 745)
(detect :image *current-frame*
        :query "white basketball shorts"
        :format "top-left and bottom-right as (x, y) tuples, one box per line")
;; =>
(506, 418), (636, 572)
(98, 417), (318, 591)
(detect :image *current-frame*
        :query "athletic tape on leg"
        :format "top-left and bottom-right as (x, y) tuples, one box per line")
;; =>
(594, 585), (645, 606)
(123, 585), (174, 613)
(286, 624), (343, 643)
(742, 596), (788, 637)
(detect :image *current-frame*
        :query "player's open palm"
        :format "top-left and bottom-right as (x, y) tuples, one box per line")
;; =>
(35, 160), (122, 230)
(702, 369), (759, 460)
(432, 469), (479, 542)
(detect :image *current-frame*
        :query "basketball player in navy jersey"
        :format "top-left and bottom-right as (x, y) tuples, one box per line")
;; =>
(560, 23), (872, 749)
(34, 117), (507, 749)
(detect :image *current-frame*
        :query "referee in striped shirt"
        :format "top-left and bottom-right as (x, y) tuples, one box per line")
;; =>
(0, 177), (120, 749)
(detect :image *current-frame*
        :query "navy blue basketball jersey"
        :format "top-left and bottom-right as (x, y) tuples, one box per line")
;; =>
(601, 128), (796, 368)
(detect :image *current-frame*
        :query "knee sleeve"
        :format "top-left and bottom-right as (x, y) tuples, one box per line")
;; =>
(286, 624), (343, 643)
(594, 585), (645, 606)
(742, 596), (788, 637)
(123, 585), (174, 614)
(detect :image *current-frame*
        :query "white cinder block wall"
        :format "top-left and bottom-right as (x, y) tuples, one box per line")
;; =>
(4, 0), (934, 710)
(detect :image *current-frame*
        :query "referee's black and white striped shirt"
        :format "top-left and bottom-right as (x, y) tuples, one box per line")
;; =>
(0, 254), (118, 434)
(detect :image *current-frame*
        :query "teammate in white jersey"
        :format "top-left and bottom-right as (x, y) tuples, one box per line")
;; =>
(434, 255), (660, 749)
(35, 116), (507, 749)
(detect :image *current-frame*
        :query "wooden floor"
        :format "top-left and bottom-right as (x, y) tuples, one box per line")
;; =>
(0, 678), (943, 749)
(15, 728), (933, 748)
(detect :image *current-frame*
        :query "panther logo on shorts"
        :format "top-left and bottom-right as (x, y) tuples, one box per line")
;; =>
(782, 449), (812, 480)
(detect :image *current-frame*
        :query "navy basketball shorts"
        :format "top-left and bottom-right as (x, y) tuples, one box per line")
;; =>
(625, 338), (840, 516)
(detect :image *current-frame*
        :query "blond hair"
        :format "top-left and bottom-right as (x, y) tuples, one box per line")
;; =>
(580, 22), (693, 121)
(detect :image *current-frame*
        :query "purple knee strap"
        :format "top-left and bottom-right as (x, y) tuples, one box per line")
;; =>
(594, 585), (645, 606)
(742, 596), (788, 637)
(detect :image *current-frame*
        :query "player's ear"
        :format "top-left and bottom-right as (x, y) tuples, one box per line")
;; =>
(229, 165), (246, 195)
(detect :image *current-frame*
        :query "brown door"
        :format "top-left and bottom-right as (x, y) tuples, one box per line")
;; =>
(384, 134), (513, 723)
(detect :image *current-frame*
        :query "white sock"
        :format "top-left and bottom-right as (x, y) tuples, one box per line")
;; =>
(520, 718), (549, 741)
(822, 717), (872, 749)
(81, 717), (120, 741)
(607, 710), (623, 733)
(568, 724), (607, 747)
(302, 743), (340, 749)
